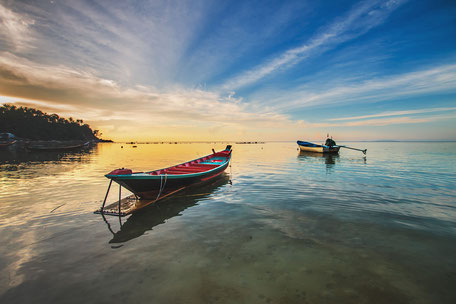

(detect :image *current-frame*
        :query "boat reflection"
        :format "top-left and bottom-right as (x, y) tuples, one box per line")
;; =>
(102, 174), (230, 244)
(297, 150), (339, 165)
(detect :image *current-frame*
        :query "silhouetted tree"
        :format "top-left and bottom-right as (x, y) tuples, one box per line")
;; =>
(0, 104), (100, 140)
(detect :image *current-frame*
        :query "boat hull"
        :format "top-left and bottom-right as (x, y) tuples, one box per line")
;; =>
(297, 141), (340, 154)
(112, 161), (229, 199)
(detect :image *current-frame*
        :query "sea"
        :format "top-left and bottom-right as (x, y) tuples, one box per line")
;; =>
(0, 142), (455, 304)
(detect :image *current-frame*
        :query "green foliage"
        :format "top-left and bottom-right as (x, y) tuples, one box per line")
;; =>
(0, 104), (99, 140)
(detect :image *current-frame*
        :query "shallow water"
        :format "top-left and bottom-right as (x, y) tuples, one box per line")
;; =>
(0, 142), (455, 304)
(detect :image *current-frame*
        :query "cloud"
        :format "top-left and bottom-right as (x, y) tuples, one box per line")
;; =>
(1, 48), (454, 140)
(329, 106), (456, 121)
(0, 51), (294, 140)
(0, 0), (211, 87)
(295, 113), (456, 128)
(0, 3), (35, 51)
(267, 64), (456, 112)
(221, 0), (407, 90)
(342, 114), (456, 126)
(176, 1), (310, 86)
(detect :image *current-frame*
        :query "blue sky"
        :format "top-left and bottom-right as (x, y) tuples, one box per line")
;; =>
(0, 0), (455, 141)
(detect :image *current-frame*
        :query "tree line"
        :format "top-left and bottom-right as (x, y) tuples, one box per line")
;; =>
(0, 104), (101, 141)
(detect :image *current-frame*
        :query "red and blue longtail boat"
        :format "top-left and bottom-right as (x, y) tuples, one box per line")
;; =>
(97, 145), (232, 216)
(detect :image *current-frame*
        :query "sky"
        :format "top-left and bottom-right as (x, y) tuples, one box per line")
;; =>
(0, 0), (455, 141)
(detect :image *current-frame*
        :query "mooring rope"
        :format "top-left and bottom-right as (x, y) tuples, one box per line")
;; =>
(155, 173), (168, 201)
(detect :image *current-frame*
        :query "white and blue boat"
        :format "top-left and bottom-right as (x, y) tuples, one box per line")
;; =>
(297, 140), (340, 154)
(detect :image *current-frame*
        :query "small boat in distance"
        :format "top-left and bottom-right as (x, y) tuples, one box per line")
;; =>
(297, 140), (340, 154)
(96, 145), (232, 216)
(0, 133), (17, 148)
(27, 140), (90, 151)
(298, 136), (367, 155)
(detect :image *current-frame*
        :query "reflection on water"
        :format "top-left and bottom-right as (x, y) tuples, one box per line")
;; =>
(104, 174), (230, 244)
(0, 145), (97, 179)
(297, 150), (367, 176)
(0, 142), (455, 303)
(298, 150), (340, 165)
(0, 144), (96, 164)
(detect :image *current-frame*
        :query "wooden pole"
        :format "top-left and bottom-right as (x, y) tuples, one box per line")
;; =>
(100, 180), (113, 214)
(118, 184), (122, 224)
(340, 146), (367, 154)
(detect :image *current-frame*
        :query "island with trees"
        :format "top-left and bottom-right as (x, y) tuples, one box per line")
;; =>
(0, 104), (112, 150)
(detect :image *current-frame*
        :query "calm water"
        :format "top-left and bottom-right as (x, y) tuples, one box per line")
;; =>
(0, 142), (455, 304)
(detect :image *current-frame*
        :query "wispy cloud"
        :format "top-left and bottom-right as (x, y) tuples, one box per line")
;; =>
(342, 114), (456, 126)
(267, 64), (456, 112)
(0, 51), (293, 140)
(0, 3), (35, 51)
(329, 106), (456, 121)
(3, 48), (451, 139)
(298, 113), (456, 128)
(177, 1), (310, 86)
(221, 0), (407, 90)
(0, 1), (210, 86)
